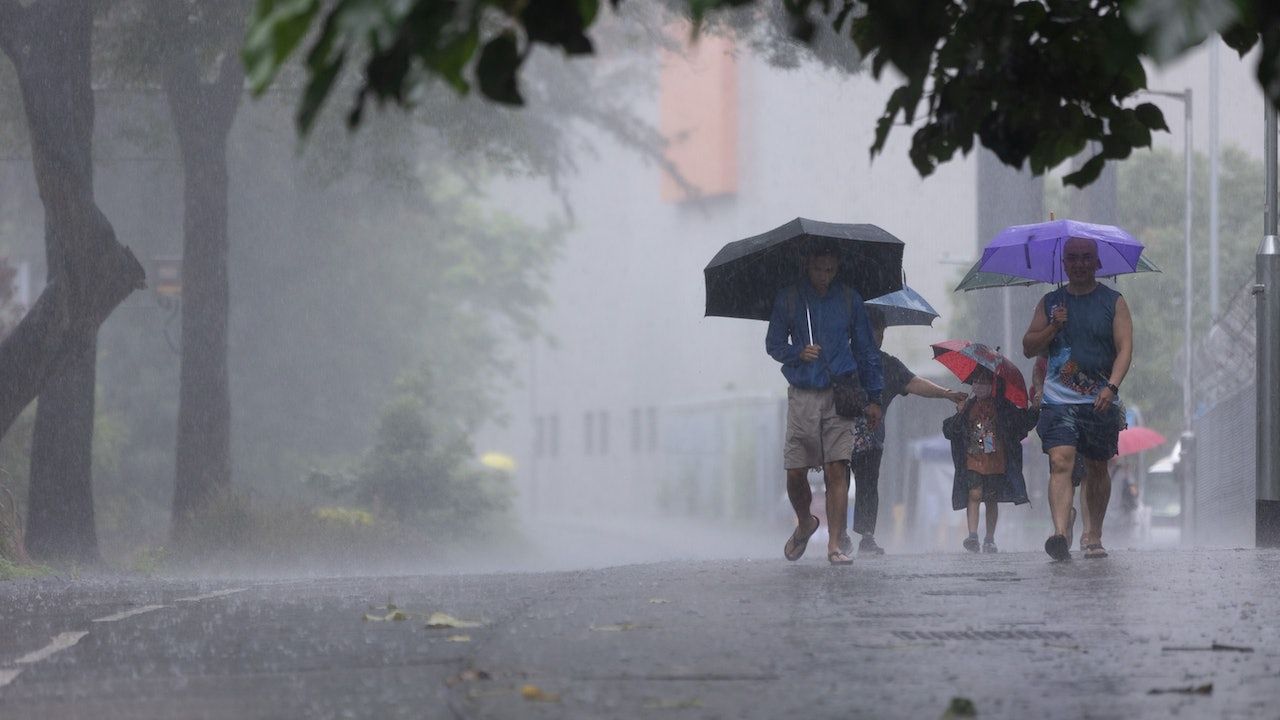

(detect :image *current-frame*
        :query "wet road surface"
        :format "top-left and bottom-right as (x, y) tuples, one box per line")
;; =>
(1, 548), (1278, 719)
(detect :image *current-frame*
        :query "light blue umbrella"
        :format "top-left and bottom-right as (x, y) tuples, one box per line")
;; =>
(865, 285), (940, 327)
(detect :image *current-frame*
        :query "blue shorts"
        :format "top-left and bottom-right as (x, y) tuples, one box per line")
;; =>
(1037, 403), (1122, 461)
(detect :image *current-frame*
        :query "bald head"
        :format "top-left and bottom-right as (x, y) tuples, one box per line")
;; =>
(1062, 236), (1101, 285)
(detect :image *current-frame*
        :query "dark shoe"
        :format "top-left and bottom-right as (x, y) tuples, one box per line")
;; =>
(963, 536), (980, 553)
(784, 515), (819, 561)
(837, 532), (854, 556)
(982, 540), (998, 554)
(858, 536), (886, 555)
(1044, 534), (1071, 561)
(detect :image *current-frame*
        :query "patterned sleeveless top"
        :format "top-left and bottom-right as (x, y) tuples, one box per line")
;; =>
(1041, 284), (1121, 405)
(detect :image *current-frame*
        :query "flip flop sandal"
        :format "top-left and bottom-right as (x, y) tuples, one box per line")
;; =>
(1044, 534), (1071, 561)
(784, 515), (819, 561)
(827, 550), (853, 565)
(837, 532), (854, 556)
(1084, 543), (1109, 559)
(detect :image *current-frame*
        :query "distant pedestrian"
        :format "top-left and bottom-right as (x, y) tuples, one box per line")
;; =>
(942, 366), (1037, 552)
(838, 307), (967, 556)
(767, 242), (884, 565)
(1022, 237), (1133, 560)
(1112, 458), (1140, 540)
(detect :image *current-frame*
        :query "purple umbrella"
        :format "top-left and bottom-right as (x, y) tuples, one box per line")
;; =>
(978, 219), (1145, 285)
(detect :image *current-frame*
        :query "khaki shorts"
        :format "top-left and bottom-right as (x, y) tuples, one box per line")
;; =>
(784, 386), (854, 469)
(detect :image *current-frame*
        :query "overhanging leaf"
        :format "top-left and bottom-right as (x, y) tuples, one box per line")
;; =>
(476, 33), (524, 105)
(242, 0), (322, 94)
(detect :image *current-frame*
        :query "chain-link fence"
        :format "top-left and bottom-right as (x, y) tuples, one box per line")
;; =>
(1189, 277), (1257, 546)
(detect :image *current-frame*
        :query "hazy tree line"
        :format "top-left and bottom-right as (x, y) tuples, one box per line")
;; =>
(0, 0), (671, 567)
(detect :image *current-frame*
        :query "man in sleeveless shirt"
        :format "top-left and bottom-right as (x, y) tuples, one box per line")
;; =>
(1022, 237), (1133, 561)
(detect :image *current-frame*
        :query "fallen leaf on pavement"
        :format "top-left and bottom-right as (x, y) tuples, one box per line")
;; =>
(942, 697), (977, 718)
(590, 622), (639, 632)
(1162, 643), (1253, 653)
(643, 697), (702, 709)
(1149, 683), (1213, 695)
(521, 684), (560, 702)
(425, 612), (483, 629)
(445, 668), (492, 686)
(363, 610), (409, 622)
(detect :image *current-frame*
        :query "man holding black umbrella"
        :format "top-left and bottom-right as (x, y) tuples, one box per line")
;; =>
(766, 242), (884, 565)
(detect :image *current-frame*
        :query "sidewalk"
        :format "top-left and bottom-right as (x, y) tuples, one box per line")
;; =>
(454, 546), (1280, 719)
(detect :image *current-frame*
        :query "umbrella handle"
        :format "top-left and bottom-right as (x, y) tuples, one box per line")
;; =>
(806, 302), (813, 347)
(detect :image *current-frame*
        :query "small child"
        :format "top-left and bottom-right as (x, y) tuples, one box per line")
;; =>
(942, 366), (1038, 552)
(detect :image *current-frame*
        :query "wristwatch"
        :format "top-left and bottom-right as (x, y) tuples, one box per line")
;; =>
(1106, 383), (1119, 395)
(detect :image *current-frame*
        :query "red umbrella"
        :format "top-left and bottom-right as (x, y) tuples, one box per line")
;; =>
(931, 340), (1028, 408)
(1116, 426), (1166, 457)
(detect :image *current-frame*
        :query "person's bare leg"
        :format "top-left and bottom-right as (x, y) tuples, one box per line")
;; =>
(786, 468), (814, 526)
(1079, 468), (1093, 547)
(783, 467), (819, 559)
(967, 486), (982, 535)
(1047, 446), (1077, 536)
(985, 501), (998, 540)
(1083, 458), (1112, 547)
(823, 461), (850, 556)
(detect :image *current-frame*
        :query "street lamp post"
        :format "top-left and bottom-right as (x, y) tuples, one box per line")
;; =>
(1258, 102), (1280, 547)
(1145, 88), (1195, 541)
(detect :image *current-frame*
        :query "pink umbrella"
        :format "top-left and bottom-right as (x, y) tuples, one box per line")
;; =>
(1116, 426), (1166, 457)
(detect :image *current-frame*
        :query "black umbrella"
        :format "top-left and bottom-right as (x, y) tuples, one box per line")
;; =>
(704, 218), (905, 321)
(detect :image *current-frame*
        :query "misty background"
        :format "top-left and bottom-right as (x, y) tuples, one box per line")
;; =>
(0, 3), (1268, 574)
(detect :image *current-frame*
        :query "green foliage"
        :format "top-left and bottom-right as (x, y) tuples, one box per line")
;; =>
(127, 545), (169, 576)
(355, 389), (513, 531)
(1114, 145), (1262, 441)
(0, 557), (51, 580)
(167, 487), (255, 559)
(0, 261), (31, 564)
(242, 0), (1280, 188)
(847, 0), (1168, 187)
(243, 0), (608, 133)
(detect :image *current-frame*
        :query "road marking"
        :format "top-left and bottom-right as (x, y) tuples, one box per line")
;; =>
(14, 631), (90, 665)
(0, 631), (91, 690)
(92, 605), (167, 623)
(175, 588), (247, 602)
(2, 589), (245, 691)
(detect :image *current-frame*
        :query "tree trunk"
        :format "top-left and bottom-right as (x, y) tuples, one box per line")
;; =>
(164, 52), (243, 544)
(25, 334), (99, 562)
(0, 0), (145, 562)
